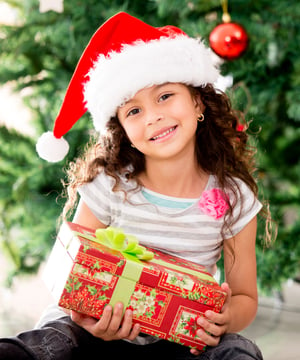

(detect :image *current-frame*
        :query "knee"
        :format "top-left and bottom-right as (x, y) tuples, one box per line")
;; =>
(205, 333), (263, 360)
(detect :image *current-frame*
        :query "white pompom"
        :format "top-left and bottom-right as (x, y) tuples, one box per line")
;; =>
(36, 131), (69, 162)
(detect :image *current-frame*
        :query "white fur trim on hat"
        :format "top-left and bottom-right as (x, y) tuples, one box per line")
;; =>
(84, 35), (219, 132)
(36, 131), (69, 162)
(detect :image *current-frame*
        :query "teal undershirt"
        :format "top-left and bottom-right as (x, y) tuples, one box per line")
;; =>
(141, 189), (197, 209)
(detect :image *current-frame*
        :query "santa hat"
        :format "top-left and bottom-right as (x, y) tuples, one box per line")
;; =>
(36, 12), (220, 162)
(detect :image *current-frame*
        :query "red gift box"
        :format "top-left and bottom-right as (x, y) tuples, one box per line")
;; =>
(44, 222), (226, 351)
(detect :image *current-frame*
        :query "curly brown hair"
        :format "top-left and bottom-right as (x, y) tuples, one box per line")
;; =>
(62, 84), (274, 244)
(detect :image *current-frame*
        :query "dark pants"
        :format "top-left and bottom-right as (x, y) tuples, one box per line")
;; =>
(0, 316), (263, 360)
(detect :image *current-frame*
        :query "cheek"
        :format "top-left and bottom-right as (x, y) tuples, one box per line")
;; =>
(122, 122), (141, 143)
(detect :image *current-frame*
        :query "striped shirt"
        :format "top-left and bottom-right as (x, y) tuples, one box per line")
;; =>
(78, 170), (262, 275)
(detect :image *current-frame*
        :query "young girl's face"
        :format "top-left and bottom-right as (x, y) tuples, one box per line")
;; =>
(117, 83), (203, 162)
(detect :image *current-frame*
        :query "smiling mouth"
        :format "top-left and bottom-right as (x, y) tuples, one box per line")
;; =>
(150, 126), (177, 141)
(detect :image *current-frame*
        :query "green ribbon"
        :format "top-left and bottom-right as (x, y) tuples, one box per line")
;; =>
(94, 227), (154, 261)
(109, 264), (142, 311)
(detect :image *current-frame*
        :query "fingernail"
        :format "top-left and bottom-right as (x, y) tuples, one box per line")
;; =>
(196, 328), (204, 338)
(104, 305), (112, 312)
(70, 310), (75, 320)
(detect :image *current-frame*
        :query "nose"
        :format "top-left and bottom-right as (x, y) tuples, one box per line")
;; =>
(144, 105), (164, 126)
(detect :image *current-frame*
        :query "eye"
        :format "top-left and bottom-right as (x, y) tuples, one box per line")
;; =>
(159, 93), (173, 102)
(127, 107), (141, 117)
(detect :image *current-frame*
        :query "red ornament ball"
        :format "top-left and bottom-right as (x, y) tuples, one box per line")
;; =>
(209, 22), (248, 60)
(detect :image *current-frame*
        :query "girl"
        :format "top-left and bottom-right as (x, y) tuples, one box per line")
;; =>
(0, 12), (272, 360)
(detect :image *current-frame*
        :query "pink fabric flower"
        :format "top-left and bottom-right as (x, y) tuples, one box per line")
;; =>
(198, 188), (229, 219)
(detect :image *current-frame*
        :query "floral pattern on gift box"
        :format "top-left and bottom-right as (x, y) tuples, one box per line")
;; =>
(128, 284), (172, 327)
(178, 312), (200, 338)
(165, 269), (194, 291)
(129, 289), (163, 318)
(172, 308), (203, 340)
(72, 262), (117, 289)
(93, 270), (113, 283)
(197, 285), (225, 311)
(130, 288), (157, 318)
(184, 287), (224, 312)
(158, 268), (226, 310)
(59, 275), (110, 318)
(73, 263), (112, 283)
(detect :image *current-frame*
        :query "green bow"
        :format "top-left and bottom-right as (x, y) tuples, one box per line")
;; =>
(95, 227), (154, 261)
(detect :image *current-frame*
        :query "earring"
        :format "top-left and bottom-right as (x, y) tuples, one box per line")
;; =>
(131, 144), (136, 148)
(197, 114), (205, 122)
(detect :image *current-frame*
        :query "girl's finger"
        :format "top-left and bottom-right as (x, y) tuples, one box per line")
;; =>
(92, 305), (114, 334)
(190, 348), (201, 356)
(105, 303), (124, 335)
(220, 283), (232, 308)
(126, 323), (141, 341)
(196, 328), (220, 347)
(71, 311), (98, 328)
(117, 309), (134, 338)
(197, 315), (224, 338)
(203, 310), (223, 325)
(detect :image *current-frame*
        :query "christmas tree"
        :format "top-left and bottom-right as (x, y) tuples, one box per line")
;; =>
(0, 0), (299, 292)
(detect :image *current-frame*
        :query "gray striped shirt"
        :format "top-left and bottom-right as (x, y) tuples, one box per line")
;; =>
(78, 171), (262, 275)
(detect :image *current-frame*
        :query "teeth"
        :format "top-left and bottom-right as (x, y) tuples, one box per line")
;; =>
(152, 127), (175, 140)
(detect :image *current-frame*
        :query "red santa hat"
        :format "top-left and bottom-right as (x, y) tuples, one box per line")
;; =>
(36, 12), (220, 162)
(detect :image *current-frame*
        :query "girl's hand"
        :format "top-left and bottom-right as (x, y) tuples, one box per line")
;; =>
(190, 283), (232, 356)
(71, 302), (140, 341)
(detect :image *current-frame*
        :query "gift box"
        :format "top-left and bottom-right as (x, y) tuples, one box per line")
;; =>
(44, 222), (226, 351)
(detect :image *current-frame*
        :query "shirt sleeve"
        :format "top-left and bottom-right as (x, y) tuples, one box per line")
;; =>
(225, 178), (263, 238)
(77, 171), (113, 225)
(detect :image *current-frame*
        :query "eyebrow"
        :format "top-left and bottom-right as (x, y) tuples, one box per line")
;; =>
(120, 83), (172, 108)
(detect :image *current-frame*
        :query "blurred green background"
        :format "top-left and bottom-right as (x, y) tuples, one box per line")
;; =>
(0, 0), (299, 293)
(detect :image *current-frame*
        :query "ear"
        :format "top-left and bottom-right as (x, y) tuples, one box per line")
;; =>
(193, 93), (206, 114)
